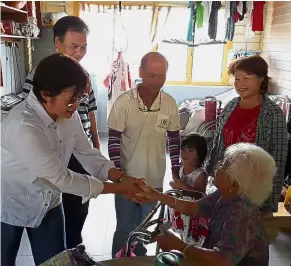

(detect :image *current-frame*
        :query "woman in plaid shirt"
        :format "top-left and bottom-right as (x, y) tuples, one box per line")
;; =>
(206, 56), (288, 242)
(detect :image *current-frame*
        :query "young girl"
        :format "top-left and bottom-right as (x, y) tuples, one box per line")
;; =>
(170, 134), (208, 193)
(168, 134), (209, 246)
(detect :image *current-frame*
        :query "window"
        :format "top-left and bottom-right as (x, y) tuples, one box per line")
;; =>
(80, 4), (228, 85)
(191, 9), (226, 83)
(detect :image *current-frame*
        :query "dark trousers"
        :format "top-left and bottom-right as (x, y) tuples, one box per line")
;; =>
(62, 154), (90, 249)
(1, 204), (66, 266)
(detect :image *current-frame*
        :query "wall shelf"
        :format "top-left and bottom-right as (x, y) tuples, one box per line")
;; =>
(0, 34), (40, 42)
(0, 2), (27, 14)
(0, 2), (28, 22)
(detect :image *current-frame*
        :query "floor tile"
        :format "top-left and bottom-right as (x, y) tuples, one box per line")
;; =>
(16, 255), (35, 266)
(270, 231), (291, 258)
(269, 257), (291, 266)
(18, 230), (32, 256)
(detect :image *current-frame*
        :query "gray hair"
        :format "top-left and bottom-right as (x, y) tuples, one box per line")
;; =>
(224, 143), (276, 206)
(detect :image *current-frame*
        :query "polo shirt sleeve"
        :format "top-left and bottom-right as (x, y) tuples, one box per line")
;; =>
(107, 93), (130, 132)
(168, 98), (181, 132)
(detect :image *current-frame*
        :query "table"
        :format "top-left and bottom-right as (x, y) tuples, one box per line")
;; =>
(99, 256), (199, 266)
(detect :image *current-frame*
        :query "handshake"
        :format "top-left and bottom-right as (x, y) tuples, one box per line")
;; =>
(116, 175), (158, 204)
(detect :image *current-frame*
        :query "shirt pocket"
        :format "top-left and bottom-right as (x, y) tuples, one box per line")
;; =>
(155, 113), (170, 135)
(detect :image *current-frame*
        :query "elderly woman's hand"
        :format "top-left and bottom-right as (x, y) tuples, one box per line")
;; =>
(153, 231), (186, 252)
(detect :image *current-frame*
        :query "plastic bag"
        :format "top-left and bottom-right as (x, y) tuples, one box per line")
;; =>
(40, 244), (100, 266)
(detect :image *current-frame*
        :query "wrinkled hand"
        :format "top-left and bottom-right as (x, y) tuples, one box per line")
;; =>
(153, 231), (186, 252)
(169, 178), (187, 190)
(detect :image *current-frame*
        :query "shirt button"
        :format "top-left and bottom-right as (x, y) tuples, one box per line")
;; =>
(54, 126), (57, 130)
(59, 140), (62, 143)
(48, 191), (52, 194)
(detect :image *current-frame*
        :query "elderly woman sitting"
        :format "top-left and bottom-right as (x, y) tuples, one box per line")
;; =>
(138, 143), (276, 266)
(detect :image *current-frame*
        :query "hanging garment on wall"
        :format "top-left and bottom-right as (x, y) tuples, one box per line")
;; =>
(208, 1), (222, 40)
(239, 1), (247, 21)
(187, 1), (197, 42)
(224, 1), (231, 21)
(245, 1), (255, 40)
(196, 1), (204, 28)
(202, 1), (211, 22)
(252, 1), (265, 31)
(225, 1), (237, 41)
(233, 2), (240, 23)
(104, 52), (132, 111)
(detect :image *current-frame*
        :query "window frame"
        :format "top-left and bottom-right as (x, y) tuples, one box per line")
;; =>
(75, 1), (233, 86)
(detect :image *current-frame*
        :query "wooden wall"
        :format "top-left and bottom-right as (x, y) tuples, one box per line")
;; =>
(40, 1), (74, 16)
(261, 1), (291, 97)
(232, 14), (262, 50)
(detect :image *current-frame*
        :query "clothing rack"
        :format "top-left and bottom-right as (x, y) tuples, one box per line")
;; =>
(230, 49), (263, 59)
(162, 39), (226, 47)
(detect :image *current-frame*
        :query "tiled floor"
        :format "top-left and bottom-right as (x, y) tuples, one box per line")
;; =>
(16, 137), (291, 265)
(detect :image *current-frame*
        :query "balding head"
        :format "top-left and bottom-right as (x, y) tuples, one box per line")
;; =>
(139, 52), (168, 95)
(140, 52), (168, 70)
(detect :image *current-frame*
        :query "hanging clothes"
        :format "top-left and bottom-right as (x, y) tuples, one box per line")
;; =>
(187, 1), (196, 42)
(252, 1), (265, 31)
(208, 1), (222, 40)
(224, 1), (231, 21)
(196, 1), (204, 28)
(239, 1), (247, 21)
(202, 1), (211, 22)
(104, 52), (132, 112)
(233, 2), (240, 23)
(237, 1), (243, 16)
(225, 1), (237, 41)
(245, 1), (255, 40)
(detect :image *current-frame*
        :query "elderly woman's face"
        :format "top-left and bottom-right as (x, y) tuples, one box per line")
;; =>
(214, 161), (235, 197)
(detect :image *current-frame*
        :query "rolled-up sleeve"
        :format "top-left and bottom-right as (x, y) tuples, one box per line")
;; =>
(7, 121), (104, 200)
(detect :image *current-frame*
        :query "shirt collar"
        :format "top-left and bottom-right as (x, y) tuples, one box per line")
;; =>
(132, 84), (163, 99)
(26, 90), (55, 127)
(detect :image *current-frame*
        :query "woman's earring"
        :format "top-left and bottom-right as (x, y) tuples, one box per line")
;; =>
(229, 188), (232, 193)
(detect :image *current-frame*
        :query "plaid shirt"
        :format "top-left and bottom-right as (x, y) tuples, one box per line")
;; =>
(206, 95), (288, 212)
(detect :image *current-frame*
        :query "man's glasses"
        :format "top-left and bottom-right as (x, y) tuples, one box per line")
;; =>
(137, 92), (161, 113)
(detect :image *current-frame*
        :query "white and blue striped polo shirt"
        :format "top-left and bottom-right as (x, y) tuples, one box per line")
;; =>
(22, 68), (97, 142)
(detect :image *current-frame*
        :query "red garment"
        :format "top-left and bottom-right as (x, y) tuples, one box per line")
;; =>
(252, 1), (265, 31)
(223, 105), (261, 148)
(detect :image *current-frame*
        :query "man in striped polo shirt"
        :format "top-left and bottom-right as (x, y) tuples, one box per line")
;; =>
(22, 16), (100, 249)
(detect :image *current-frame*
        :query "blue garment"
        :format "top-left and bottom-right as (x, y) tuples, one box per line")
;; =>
(187, 1), (196, 42)
(1, 204), (66, 266)
(112, 188), (162, 257)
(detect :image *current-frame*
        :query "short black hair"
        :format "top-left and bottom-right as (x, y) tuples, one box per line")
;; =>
(33, 53), (88, 103)
(181, 134), (208, 168)
(53, 16), (89, 43)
